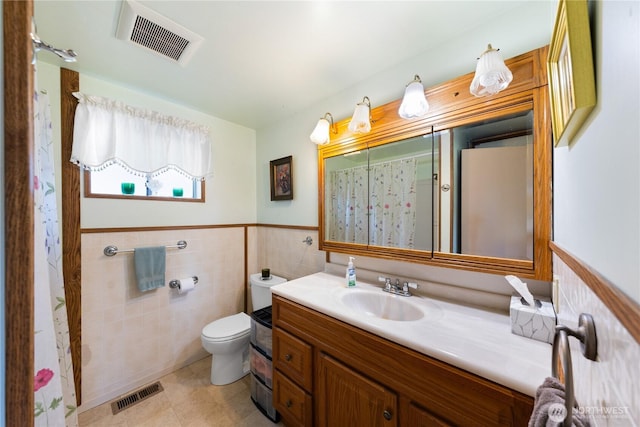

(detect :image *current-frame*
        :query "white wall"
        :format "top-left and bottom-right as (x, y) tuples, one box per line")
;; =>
(553, 1), (640, 303)
(255, 2), (555, 302)
(36, 62), (258, 229)
(256, 2), (554, 226)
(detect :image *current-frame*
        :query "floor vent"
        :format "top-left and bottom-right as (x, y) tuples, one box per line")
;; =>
(110, 381), (164, 415)
(115, 0), (203, 66)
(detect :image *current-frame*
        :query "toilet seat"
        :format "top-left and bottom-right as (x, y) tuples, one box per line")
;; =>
(201, 312), (250, 342)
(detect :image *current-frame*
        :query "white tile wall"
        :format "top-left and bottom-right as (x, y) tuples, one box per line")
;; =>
(80, 228), (246, 411)
(80, 226), (326, 411)
(256, 227), (325, 280)
(554, 255), (639, 427)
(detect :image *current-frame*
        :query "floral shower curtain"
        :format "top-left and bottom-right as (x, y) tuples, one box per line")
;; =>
(327, 158), (417, 247)
(327, 165), (368, 243)
(33, 88), (79, 425)
(369, 158), (417, 248)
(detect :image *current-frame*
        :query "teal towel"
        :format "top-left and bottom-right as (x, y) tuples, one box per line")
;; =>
(134, 246), (166, 292)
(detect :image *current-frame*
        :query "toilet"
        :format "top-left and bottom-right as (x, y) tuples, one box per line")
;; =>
(200, 273), (286, 385)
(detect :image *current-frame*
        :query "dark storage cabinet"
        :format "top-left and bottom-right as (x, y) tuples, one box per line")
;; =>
(250, 306), (279, 422)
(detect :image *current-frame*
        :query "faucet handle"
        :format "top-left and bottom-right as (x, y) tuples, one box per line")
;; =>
(378, 276), (392, 290)
(402, 282), (418, 293)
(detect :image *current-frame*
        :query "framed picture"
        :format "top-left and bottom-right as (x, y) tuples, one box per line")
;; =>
(547, 0), (596, 147)
(270, 155), (293, 201)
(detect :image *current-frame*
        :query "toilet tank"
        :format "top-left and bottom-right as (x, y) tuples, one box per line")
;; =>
(250, 273), (286, 310)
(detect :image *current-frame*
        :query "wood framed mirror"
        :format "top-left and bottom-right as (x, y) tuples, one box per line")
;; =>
(318, 46), (552, 280)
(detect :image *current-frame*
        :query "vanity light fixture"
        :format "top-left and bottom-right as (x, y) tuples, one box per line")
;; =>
(398, 75), (429, 119)
(348, 96), (372, 133)
(470, 44), (513, 97)
(310, 112), (337, 145)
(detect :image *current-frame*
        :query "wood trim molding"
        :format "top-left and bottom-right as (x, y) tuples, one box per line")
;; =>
(550, 241), (640, 344)
(81, 223), (319, 234)
(4, 1), (35, 425)
(257, 223), (319, 231)
(244, 226), (248, 313)
(60, 68), (82, 404)
(82, 223), (257, 233)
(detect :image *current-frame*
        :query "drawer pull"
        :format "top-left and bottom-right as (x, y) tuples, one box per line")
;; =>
(383, 410), (392, 421)
(286, 399), (293, 408)
(285, 353), (292, 361)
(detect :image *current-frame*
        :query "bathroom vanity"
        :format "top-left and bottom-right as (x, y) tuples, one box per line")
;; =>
(271, 273), (550, 426)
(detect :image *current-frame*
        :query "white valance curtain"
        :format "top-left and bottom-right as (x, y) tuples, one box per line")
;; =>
(327, 158), (417, 247)
(70, 93), (213, 180)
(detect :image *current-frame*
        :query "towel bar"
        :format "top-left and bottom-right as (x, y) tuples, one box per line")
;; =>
(103, 240), (187, 257)
(552, 313), (597, 427)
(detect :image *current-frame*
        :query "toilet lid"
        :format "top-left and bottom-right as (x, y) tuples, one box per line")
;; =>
(202, 312), (251, 341)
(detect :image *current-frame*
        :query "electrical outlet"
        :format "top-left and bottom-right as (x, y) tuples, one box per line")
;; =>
(552, 274), (560, 313)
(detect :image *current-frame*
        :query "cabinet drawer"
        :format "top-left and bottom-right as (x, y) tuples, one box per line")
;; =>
(250, 344), (273, 388)
(273, 370), (313, 427)
(273, 328), (313, 392)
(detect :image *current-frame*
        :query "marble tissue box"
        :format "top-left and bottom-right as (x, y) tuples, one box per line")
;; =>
(509, 296), (557, 344)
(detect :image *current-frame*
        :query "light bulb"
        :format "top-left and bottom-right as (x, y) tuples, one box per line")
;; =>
(310, 117), (331, 145)
(348, 100), (371, 133)
(399, 77), (429, 119)
(470, 45), (513, 97)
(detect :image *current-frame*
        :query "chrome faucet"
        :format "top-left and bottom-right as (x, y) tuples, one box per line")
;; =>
(378, 277), (418, 297)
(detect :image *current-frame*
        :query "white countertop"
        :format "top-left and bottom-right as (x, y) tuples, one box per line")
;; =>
(271, 272), (552, 397)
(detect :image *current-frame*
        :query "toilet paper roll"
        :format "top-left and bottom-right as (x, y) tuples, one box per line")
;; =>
(178, 277), (196, 294)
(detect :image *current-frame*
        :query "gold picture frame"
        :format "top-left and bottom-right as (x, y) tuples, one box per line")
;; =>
(547, 0), (596, 147)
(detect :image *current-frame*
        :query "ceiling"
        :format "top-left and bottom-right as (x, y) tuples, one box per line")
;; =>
(34, 1), (546, 130)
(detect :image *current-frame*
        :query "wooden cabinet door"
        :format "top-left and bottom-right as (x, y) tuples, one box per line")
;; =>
(317, 353), (397, 427)
(405, 401), (452, 427)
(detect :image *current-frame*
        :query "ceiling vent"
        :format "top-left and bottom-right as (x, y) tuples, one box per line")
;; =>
(116, 0), (203, 66)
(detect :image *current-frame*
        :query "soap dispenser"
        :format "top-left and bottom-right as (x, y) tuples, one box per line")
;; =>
(346, 257), (356, 287)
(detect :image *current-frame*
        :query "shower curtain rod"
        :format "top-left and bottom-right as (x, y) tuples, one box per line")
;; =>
(31, 32), (77, 62)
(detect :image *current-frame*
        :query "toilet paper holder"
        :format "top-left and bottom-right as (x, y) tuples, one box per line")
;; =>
(169, 276), (198, 290)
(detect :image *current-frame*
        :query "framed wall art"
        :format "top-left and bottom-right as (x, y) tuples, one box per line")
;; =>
(270, 155), (293, 201)
(547, 0), (596, 147)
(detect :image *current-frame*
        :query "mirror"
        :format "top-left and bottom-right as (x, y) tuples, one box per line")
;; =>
(318, 46), (552, 280)
(324, 129), (435, 251)
(436, 109), (534, 260)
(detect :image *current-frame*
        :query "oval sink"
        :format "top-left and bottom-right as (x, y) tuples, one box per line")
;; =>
(340, 289), (424, 321)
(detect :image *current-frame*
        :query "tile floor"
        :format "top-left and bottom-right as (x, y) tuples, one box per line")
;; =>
(78, 356), (282, 427)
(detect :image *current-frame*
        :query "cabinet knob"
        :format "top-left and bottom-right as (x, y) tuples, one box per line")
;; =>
(286, 399), (293, 408)
(383, 410), (392, 421)
(285, 354), (292, 361)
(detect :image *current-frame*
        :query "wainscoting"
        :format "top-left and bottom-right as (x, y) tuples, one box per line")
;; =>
(78, 225), (324, 412)
(552, 244), (639, 426)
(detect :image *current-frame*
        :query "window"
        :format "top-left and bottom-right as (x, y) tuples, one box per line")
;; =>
(85, 162), (204, 202)
(71, 93), (213, 203)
